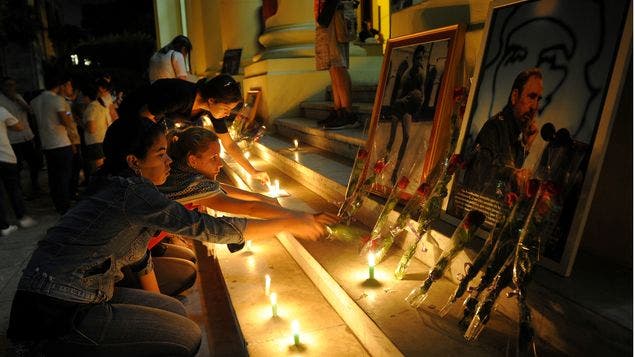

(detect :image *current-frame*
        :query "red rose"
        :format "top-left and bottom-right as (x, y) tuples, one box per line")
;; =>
(447, 154), (464, 174)
(525, 179), (541, 198)
(397, 176), (410, 189)
(373, 159), (387, 174)
(357, 149), (369, 160)
(416, 183), (431, 197)
(462, 210), (486, 229)
(505, 192), (519, 207)
(453, 87), (466, 101)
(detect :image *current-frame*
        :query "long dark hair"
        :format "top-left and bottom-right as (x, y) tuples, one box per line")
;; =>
(101, 117), (165, 176)
(196, 74), (242, 103)
(158, 35), (192, 55)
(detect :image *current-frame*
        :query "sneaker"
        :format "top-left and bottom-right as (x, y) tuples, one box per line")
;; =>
(317, 109), (338, 127)
(18, 216), (37, 228)
(1, 225), (18, 236)
(323, 112), (361, 130)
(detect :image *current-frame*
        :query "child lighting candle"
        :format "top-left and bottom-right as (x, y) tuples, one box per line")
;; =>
(368, 252), (375, 280)
(291, 320), (300, 345)
(293, 139), (299, 150)
(270, 292), (278, 317)
(265, 274), (271, 296)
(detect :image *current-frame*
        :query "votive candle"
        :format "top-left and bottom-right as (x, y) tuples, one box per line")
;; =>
(291, 320), (300, 345)
(368, 252), (375, 280)
(270, 292), (278, 317)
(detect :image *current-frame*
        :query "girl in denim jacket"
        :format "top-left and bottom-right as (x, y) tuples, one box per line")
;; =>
(7, 117), (334, 356)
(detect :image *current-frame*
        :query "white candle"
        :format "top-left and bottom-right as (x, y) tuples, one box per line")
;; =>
(368, 252), (375, 280)
(293, 139), (299, 150)
(265, 274), (271, 296)
(291, 320), (300, 345)
(274, 179), (280, 197)
(270, 292), (278, 317)
(245, 240), (252, 252)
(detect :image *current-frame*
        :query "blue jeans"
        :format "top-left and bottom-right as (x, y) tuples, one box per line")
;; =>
(10, 287), (201, 356)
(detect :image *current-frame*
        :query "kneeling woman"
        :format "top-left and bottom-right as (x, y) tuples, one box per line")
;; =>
(7, 118), (329, 356)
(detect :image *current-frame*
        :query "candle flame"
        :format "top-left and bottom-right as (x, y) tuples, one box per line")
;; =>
(368, 252), (376, 267)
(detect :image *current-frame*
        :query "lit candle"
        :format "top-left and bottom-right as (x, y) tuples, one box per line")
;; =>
(274, 179), (280, 196)
(244, 151), (251, 159)
(265, 274), (271, 296)
(270, 292), (278, 317)
(368, 252), (375, 280)
(174, 122), (183, 129)
(291, 320), (300, 345)
(293, 139), (299, 150)
(245, 240), (252, 252)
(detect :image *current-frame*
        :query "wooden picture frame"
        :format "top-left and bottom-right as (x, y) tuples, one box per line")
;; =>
(363, 24), (465, 199)
(243, 88), (261, 129)
(444, 0), (632, 276)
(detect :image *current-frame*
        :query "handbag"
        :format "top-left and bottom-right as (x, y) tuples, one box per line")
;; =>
(334, 1), (357, 43)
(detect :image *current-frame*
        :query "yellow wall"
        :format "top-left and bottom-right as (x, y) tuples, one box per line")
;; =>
(153, 0), (183, 48)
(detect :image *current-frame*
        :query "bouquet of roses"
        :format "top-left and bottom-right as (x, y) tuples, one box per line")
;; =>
(405, 210), (486, 308)
(338, 157), (388, 225)
(463, 179), (556, 342)
(359, 175), (410, 256)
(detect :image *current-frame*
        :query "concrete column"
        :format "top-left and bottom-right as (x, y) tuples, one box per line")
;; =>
(218, 0), (262, 70)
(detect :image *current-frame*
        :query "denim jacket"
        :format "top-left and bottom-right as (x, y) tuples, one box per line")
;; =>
(17, 175), (246, 304)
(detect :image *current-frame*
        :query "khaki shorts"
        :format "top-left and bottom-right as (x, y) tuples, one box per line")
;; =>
(315, 19), (350, 70)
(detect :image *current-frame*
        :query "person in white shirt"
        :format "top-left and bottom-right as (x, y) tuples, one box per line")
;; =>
(0, 77), (42, 195)
(30, 73), (76, 214)
(148, 35), (192, 83)
(82, 80), (112, 178)
(0, 106), (37, 236)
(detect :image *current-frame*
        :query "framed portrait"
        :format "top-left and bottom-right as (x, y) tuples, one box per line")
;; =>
(243, 88), (262, 128)
(221, 48), (242, 75)
(363, 24), (465, 199)
(444, 0), (632, 276)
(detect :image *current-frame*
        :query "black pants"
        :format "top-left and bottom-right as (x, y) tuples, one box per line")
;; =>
(44, 146), (73, 214)
(11, 140), (42, 192)
(0, 161), (26, 229)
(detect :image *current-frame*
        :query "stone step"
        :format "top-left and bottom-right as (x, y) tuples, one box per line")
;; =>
(325, 84), (378, 103)
(300, 101), (374, 123)
(271, 116), (368, 161)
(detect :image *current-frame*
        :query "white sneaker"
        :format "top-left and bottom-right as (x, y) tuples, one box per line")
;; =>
(18, 216), (37, 228)
(1, 225), (18, 236)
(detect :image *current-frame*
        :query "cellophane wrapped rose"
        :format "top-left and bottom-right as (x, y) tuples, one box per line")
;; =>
(339, 157), (388, 225)
(359, 176), (410, 257)
(405, 210), (486, 308)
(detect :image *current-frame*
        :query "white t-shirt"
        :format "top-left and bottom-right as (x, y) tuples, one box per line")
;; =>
(31, 91), (71, 150)
(0, 107), (19, 163)
(148, 50), (188, 83)
(0, 93), (34, 144)
(83, 100), (111, 145)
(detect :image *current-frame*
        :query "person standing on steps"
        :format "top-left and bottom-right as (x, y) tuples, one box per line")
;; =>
(314, 0), (361, 130)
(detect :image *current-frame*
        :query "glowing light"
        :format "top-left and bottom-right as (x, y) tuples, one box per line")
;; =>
(70, 54), (79, 65)
(368, 253), (375, 280)
(293, 139), (299, 150)
(268, 179), (281, 197)
(245, 240), (252, 252)
(265, 274), (271, 296)
(244, 151), (251, 159)
(246, 256), (256, 272)
(200, 115), (212, 128)
(83, 58), (91, 66)
(174, 122), (184, 129)
(270, 292), (278, 317)
(291, 320), (300, 345)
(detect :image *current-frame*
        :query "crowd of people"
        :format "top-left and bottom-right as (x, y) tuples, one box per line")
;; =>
(3, 35), (338, 356)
